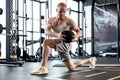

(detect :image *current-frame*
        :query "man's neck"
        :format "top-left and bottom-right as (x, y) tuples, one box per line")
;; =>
(56, 16), (66, 21)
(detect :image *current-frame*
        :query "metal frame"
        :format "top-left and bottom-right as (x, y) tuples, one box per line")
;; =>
(22, 0), (28, 60)
(91, 0), (95, 55)
(68, 0), (90, 58)
(6, 0), (13, 61)
(117, 0), (120, 61)
(0, 0), (24, 66)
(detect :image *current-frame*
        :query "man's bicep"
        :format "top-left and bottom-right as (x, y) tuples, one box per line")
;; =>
(45, 18), (52, 31)
(45, 24), (52, 34)
(70, 19), (80, 31)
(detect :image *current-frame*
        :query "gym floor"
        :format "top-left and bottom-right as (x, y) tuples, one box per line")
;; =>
(0, 57), (120, 80)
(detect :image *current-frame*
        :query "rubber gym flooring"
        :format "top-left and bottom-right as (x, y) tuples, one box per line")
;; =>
(0, 57), (120, 80)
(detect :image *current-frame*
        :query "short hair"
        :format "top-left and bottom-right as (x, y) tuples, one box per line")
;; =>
(61, 30), (74, 43)
(57, 2), (67, 8)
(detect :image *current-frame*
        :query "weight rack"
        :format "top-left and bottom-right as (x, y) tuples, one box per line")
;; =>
(0, 0), (24, 66)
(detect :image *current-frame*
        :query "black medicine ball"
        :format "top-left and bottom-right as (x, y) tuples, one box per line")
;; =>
(61, 30), (74, 43)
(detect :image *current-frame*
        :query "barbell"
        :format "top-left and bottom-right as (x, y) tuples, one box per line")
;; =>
(0, 24), (27, 43)
(0, 24), (27, 37)
(0, 24), (44, 34)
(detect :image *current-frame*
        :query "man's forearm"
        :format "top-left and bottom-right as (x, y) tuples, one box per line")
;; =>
(75, 31), (81, 39)
(45, 31), (59, 37)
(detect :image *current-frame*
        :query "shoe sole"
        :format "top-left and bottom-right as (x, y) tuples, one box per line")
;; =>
(89, 57), (97, 70)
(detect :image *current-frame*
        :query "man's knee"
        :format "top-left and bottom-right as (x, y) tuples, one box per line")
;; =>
(43, 39), (48, 46)
(64, 60), (76, 70)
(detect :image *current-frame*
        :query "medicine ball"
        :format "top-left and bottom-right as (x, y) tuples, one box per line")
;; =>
(61, 30), (74, 43)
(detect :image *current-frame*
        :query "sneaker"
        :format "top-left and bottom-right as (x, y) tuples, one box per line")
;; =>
(31, 67), (48, 75)
(89, 57), (97, 70)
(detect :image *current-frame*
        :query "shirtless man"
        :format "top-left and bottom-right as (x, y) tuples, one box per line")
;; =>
(31, 2), (97, 75)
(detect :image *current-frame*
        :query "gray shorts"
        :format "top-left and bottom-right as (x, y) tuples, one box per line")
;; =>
(56, 41), (72, 62)
(58, 52), (71, 62)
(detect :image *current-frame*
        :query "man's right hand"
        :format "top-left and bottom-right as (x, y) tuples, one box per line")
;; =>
(58, 32), (66, 41)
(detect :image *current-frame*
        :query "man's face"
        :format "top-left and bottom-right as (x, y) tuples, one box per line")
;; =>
(56, 6), (67, 18)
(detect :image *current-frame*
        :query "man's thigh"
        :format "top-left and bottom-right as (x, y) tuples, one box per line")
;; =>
(44, 39), (61, 49)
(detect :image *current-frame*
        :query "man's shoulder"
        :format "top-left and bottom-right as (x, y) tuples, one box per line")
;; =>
(66, 17), (71, 20)
(48, 17), (56, 20)
(66, 17), (73, 24)
(48, 17), (55, 23)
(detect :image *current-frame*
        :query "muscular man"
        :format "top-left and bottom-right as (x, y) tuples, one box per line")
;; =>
(31, 2), (97, 75)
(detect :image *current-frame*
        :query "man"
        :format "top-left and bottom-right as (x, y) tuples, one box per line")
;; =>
(31, 2), (97, 75)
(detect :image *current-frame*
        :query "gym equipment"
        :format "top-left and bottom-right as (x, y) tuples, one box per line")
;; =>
(0, 44), (23, 66)
(0, 24), (27, 37)
(77, 37), (99, 44)
(67, 0), (86, 58)
(0, 24), (25, 43)
(74, 38), (99, 58)
(12, 46), (21, 59)
(27, 37), (45, 46)
(67, 8), (83, 14)
(0, 42), (1, 56)
(0, 24), (5, 33)
(61, 30), (75, 43)
(0, 8), (3, 15)
(0, 0), (24, 66)
(22, 0), (27, 61)
(30, 0), (48, 62)
(31, 0), (47, 3)
(26, 28), (45, 33)
(35, 46), (42, 62)
(18, 15), (44, 19)
(17, 15), (44, 20)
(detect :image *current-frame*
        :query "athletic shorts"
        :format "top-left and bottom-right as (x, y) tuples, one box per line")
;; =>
(56, 41), (72, 62)
(58, 52), (71, 62)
